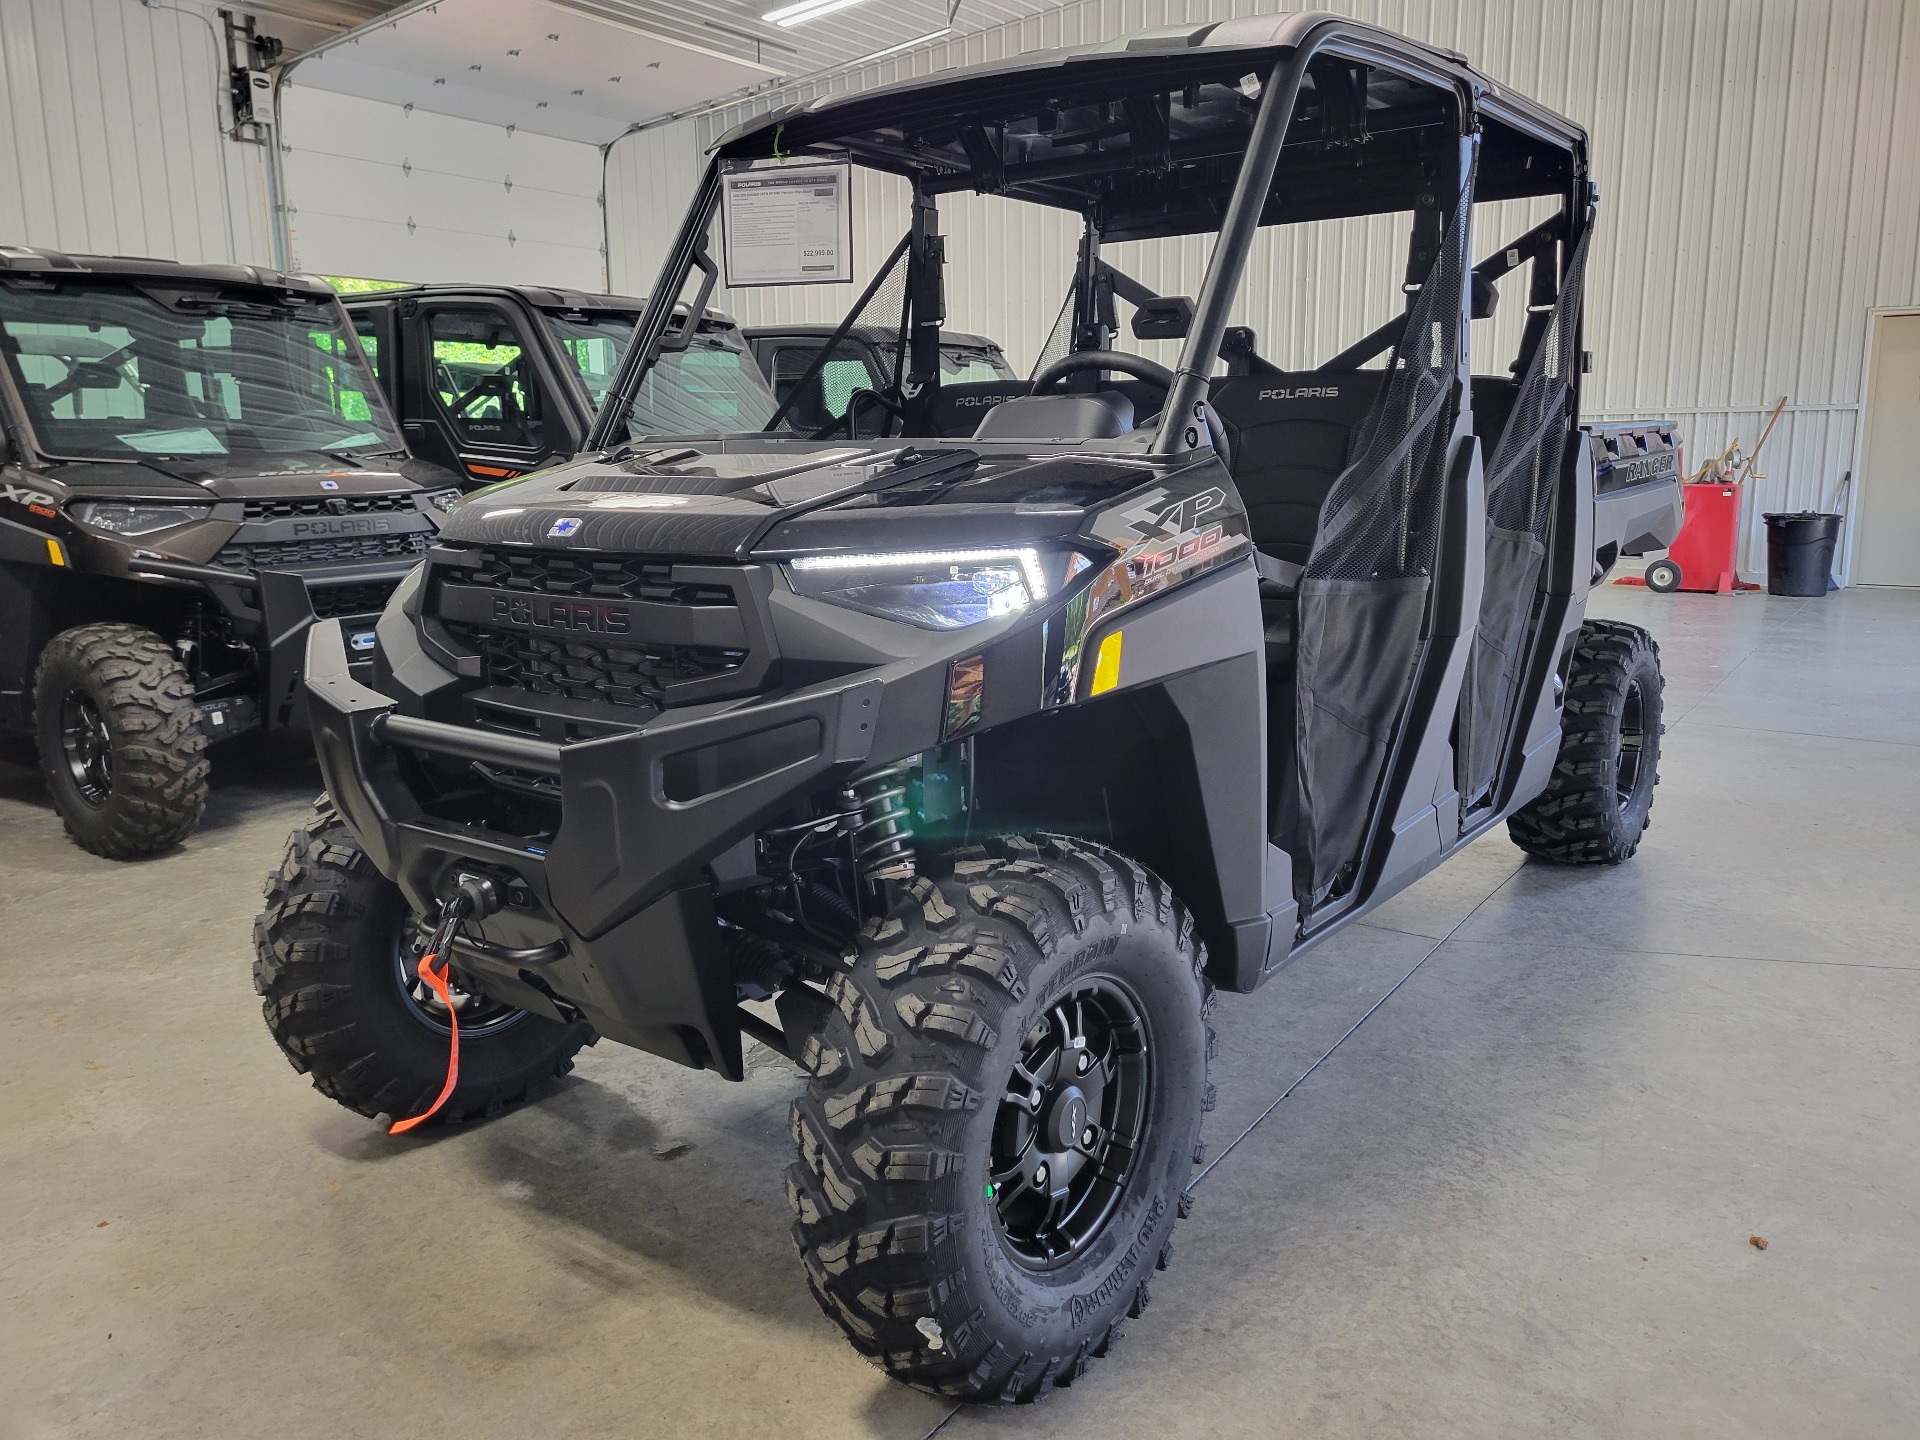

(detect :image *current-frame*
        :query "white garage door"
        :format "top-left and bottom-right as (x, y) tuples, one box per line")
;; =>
(280, 84), (605, 291)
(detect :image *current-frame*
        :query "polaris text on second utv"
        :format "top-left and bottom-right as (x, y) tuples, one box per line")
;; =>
(256, 11), (1682, 1403)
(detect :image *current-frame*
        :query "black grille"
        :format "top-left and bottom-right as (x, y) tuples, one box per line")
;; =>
(445, 623), (745, 712)
(311, 580), (402, 620)
(444, 547), (735, 605)
(244, 494), (415, 520)
(214, 532), (431, 571)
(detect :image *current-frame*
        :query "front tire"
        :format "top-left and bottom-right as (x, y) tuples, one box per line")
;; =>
(787, 836), (1214, 1402)
(253, 799), (592, 1124)
(1508, 619), (1664, 864)
(33, 623), (209, 859)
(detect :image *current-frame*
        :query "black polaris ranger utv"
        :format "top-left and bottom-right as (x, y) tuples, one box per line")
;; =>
(341, 283), (776, 485)
(256, 12), (1683, 1403)
(0, 249), (463, 858)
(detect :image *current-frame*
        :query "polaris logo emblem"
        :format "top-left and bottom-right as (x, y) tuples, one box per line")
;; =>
(548, 517), (583, 538)
(320, 480), (340, 491)
(1258, 386), (1340, 400)
(289, 517), (394, 536)
(950, 395), (1006, 407)
(491, 595), (632, 635)
(349, 630), (377, 652)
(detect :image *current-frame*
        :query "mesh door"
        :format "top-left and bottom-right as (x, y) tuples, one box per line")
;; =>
(1290, 180), (1471, 907)
(1455, 225), (1592, 805)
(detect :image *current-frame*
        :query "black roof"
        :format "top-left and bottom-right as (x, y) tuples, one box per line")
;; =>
(0, 246), (336, 298)
(340, 281), (646, 313)
(713, 11), (1585, 242)
(338, 282), (739, 328)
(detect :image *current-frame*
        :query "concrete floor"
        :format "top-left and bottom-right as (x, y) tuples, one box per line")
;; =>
(3, 585), (1916, 1440)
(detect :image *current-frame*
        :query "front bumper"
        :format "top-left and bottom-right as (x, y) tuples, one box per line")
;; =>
(133, 555), (420, 731)
(303, 618), (910, 1078)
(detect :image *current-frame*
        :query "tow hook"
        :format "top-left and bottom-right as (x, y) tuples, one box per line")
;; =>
(387, 873), (505, 1134)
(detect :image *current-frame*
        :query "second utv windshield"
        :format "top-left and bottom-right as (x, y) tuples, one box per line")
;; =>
(544, 309), (781, 437)
(0, 280), (403, 462)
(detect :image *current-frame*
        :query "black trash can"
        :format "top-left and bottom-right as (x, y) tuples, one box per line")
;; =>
(1762, 512), (1843, 596)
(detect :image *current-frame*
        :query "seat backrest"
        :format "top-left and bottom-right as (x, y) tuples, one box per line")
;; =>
(1208, 371), (1383, 566)
(922, 381), (1032, 438)
(972, 389), (1135, 442)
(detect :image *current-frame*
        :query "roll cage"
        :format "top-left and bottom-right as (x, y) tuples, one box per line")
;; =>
(589, 12), (1591, 455)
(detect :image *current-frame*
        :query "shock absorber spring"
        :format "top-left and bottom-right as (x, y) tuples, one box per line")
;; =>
(846, 762), (916, 883)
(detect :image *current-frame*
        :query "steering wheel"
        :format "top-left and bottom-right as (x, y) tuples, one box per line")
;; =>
(810, 386), (904, 441)
(1029, 350), (1232, 472)
(1031, 349), (1174, 393)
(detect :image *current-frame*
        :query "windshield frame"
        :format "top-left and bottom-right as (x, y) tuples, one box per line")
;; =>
(0, 279), (408, 467)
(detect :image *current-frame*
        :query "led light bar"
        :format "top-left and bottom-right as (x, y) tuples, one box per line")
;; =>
(788, 547), (1050, 600)
(762, 0), (869, 28)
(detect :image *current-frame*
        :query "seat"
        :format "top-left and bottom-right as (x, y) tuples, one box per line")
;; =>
(972, 390), (1134, 442)
(1207, 370), (1384, 568)
(1209, 370), (1384, 844)
(922, 381), (1032, 438)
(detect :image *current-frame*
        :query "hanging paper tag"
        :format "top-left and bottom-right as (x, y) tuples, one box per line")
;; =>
(720, 155), (854, 288)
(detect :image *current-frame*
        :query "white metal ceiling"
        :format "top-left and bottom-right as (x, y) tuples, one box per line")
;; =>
(284, 0), (1070, 143)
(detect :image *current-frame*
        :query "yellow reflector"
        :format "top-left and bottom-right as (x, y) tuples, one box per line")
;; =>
(1089, 630), (1123, 696)
(45, 538), (65, 567)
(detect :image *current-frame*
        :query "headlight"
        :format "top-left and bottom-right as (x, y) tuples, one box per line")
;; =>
(420, 488), (464, 513)
(786, 546), (1083, 630)
(68, 501), (213, 536)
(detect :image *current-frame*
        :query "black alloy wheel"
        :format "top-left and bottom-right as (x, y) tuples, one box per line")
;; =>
(990, 980), (1152, 1270)
(59, 690), (114, 805)
(1615, 676), (1648, 812)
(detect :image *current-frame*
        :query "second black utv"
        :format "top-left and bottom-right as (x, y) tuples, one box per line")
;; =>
(257, 12), (1683, 1403)
(341, 282), (777, 484)
(0, 251), (463, 858)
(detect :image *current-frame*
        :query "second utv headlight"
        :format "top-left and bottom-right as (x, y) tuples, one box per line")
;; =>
(69, 501), (213, 536)
(786, 547), (1085, 630)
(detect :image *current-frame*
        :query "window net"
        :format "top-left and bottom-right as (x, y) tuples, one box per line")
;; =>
(1456, 222), (1591, 806)
(1290, 174), (1471, 908)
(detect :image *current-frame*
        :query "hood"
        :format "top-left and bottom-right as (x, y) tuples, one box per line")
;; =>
(435, 445), (1173, 560)
(40, 452), (460, 501)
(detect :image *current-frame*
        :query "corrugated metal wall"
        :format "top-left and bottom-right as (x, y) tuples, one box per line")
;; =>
(607, 0), (1920, 577)
(0, 0), (274, 266)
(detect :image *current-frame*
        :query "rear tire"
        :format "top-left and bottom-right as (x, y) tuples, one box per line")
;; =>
(786, 836), (1213, 1403)
(33, 623), (208, 859)
(253, 798), (592, 1125)
(1508, 619), (1664, 864)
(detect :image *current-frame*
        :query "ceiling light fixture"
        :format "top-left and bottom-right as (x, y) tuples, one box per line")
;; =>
(762, 0), (870, 29)
(848, 26), (951, 65)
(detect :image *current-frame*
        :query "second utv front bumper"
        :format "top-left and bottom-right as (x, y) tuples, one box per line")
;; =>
(302, 618), (927, 1079)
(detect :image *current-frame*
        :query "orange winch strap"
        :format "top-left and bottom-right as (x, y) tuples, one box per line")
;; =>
(389, 950), (460, 1135)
